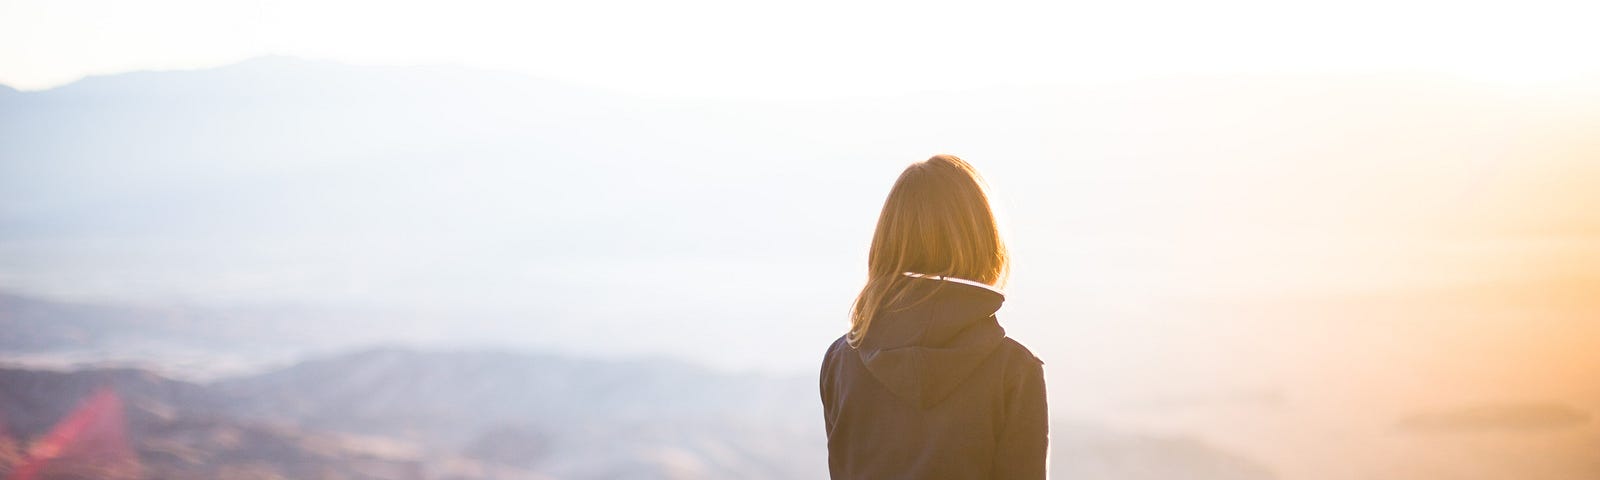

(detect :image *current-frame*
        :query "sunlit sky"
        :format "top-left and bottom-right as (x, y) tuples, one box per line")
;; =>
(3, 0), (1600, 98)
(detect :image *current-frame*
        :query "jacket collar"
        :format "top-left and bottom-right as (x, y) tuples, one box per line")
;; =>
(901, 271), (1005, 297)
(857, 273), (1008, 408)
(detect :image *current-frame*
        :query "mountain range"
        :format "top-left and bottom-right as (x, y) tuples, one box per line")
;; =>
(1, 347), (1281, 480)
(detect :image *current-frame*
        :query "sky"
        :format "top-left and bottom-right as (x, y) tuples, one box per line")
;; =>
(4, 0), (1600, 98)
(3, 0), (1598, 374)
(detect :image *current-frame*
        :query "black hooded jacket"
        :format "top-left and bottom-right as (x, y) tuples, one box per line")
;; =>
(819, 276), (1048, 479)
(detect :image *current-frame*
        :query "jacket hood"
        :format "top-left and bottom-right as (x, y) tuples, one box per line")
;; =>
(855, 276), (1006, 408)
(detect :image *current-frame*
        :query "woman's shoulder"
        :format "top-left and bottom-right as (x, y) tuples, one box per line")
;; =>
(994, 337), (1046, 394)
(821, 334), (851, 364)
(998, 336), (1045, 367)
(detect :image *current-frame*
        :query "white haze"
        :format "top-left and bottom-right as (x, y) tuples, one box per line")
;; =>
(2, 59), (1599, 479)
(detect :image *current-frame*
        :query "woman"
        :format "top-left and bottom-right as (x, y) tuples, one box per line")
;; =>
(819, 154), (1048, 479)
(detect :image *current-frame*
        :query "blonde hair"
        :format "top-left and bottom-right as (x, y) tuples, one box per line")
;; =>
(847, 154), (1009, 347)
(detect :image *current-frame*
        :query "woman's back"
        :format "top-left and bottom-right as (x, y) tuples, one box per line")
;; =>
(820, 276), (1047, 479)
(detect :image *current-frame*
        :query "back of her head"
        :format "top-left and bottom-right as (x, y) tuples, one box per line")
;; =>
(848, 154), (1009, 348)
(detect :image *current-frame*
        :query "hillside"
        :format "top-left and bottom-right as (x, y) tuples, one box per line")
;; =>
(1, 347), (1287, 479)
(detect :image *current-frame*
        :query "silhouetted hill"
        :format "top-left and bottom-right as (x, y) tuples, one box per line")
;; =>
(0, 347), (1299, 479)
(0, 367), (222, 436)
(1, 347), (825, 480)
(0, 366), (446, 480)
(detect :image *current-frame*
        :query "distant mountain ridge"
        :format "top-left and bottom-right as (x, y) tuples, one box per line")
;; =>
(0, 363), (459, 479)
(1, 346), (1285, 480)
(2, 346), (822, 479)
